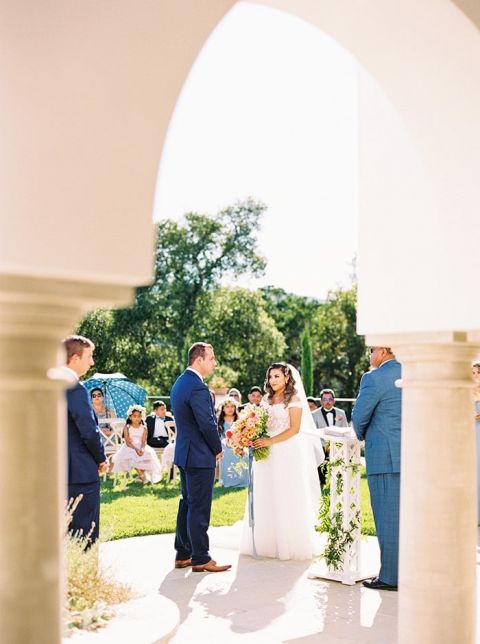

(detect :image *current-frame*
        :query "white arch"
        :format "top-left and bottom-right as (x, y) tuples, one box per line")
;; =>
(1, 2), (480, 642)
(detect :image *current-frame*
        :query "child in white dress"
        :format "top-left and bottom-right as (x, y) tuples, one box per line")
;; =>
(112, 405), (162, 483)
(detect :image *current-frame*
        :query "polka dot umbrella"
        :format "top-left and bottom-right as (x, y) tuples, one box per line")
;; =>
(82, 373), (147, 419)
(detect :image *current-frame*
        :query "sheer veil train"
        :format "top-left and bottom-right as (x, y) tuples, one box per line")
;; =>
(287, 364), (324, 521)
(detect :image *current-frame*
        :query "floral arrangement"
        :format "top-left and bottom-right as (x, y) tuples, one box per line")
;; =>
(126, 404), (147, 421)
(225, 403), (271, 461)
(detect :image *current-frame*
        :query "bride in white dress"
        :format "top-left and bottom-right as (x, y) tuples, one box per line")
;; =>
(240, 363), (324, 560)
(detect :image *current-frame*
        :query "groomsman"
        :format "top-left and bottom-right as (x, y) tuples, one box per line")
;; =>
(352, 347), (401, 591)
(312, 389), (348, 487)
(62, 335), (108, 545)
(312, 389), (348, 430)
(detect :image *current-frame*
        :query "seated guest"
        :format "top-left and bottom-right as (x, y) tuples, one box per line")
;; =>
(239, 385), (262, 412)
(307, 396), (318, 412)
(227, 388), (242, 405)
(247, 386), (263, 406)
(146, 400), (174, 448)
(312, 389), (348, 487)
(217, 398), (248, 488)
(90, 387), (116, 442)
(112, 405), (162, 483)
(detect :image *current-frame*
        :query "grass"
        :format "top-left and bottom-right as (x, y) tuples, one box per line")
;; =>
(100, 478), (247, 540)
(360, 470), (376, 535)
(100, 469), (376, 541)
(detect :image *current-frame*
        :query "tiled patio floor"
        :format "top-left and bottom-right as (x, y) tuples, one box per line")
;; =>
(67, 525), (480, 643)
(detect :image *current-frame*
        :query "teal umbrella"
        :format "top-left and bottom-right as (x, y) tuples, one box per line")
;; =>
(83, 373), (147, 418)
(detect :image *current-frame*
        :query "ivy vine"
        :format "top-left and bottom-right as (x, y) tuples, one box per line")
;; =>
(319, 449), (361, 571)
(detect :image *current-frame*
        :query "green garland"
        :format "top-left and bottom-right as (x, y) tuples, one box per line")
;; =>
(319, 449), (361, 571)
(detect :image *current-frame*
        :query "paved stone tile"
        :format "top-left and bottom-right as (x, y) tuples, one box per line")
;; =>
(95, 524), (400, 643)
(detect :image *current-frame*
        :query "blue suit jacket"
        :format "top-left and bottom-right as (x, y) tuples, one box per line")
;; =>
(352, 359), (402, 475)
(67, 381), (106, 484)
(170, 370), (222, 468)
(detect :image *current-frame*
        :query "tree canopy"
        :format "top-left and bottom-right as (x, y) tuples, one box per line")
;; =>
(77, 200), (367, 402)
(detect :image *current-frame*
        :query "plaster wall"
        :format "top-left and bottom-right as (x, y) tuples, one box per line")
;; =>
(253, 0), (480, 333)
(0, 0), (235, 287)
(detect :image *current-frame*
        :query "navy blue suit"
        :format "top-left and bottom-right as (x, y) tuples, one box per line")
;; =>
(67, 381), (106, 544)
(171, 369), (222, 565)
(352, 359), (402, 586)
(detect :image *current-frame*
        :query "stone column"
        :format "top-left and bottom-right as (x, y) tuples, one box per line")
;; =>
(0, 276), (132, 644)
(367, 332), (480, 644)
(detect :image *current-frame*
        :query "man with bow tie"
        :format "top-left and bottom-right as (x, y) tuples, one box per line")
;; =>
(312, 389), (348, 486)
(312, 389), (348, 430)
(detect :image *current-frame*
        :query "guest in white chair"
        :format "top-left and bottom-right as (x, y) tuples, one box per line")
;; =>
(146, 400), (174, 448)
(112, 405), (162, 484)
(90, 387), (116, 443)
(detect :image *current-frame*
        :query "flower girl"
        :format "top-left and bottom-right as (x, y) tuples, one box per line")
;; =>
(112, 405), (162, 483)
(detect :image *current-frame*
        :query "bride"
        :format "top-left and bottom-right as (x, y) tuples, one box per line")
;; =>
(240, 362), (324, 560)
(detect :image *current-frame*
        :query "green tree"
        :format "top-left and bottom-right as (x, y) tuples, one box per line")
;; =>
(77, 199), (268, 390)
(189, 287), (286, 394)
(260, 286), (321, 367)
(310, 285), (369, 398)
(300, 327), (313, 396)
(153, 198), (267, 361)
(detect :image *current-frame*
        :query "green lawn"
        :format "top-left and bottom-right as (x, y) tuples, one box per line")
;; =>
(100, 470), (375, 541)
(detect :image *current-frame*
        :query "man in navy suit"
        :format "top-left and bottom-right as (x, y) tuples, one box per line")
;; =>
(352, 347), (402, 591)
(62, 335), (108, 545)
(171, 342), (231, 573)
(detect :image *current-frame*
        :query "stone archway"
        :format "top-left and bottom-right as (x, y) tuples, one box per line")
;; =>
(1, 1), (479, 642)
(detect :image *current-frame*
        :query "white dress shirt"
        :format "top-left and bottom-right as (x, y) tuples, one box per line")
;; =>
(153, 416), (168, 438)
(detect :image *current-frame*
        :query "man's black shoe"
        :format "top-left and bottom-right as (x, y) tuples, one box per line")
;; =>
(363, 577), (397, 591)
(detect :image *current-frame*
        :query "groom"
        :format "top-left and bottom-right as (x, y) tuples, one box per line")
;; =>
(171, 342), (231, 573)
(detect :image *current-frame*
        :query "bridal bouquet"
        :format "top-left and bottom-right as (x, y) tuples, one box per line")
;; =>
(225, 404), (271, 461)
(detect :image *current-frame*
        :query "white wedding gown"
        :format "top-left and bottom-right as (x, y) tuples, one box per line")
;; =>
(240, 400), (322, 561)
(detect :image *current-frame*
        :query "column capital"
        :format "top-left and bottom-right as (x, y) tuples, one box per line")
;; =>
(0, 273), (135, 339)
(365, 330), (479, 348)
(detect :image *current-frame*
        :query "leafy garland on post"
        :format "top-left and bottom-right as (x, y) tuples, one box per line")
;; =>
(318, 447), (361, 571)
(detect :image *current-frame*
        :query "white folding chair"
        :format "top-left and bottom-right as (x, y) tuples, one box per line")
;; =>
(163, 420), (179, 483)
(100, 419), (128, 487)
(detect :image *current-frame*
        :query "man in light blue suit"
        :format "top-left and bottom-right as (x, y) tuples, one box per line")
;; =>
(352, 347), (401, 591)
(171, 342), (231, 573)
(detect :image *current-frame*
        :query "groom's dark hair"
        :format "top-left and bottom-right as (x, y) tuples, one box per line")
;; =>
(188, 342), (213, 365)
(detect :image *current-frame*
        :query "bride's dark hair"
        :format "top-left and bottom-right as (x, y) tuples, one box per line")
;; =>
(264, 362), (297, 407)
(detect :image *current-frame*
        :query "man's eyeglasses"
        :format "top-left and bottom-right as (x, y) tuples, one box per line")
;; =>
(92, 393), (103, 398)
(322, 397), (334, 402)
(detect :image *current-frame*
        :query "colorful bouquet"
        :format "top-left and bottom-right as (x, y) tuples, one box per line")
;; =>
(225, 403), (271, 461)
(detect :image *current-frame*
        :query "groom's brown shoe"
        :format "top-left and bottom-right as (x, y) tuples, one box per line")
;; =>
(192, 559), (231, 573)
(174, 558), (192, 569)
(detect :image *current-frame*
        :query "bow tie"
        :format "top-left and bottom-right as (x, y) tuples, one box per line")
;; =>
(323, 409), (334, 414)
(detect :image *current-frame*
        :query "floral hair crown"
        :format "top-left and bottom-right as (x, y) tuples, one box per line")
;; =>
(126, 404), (147, 421)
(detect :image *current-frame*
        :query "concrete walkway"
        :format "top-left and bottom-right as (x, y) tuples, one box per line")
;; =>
(66, 525), (480, 643)
(100, 525), (395, 643)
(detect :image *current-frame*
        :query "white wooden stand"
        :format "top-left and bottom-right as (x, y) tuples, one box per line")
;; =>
(308, 429), (376, 585)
